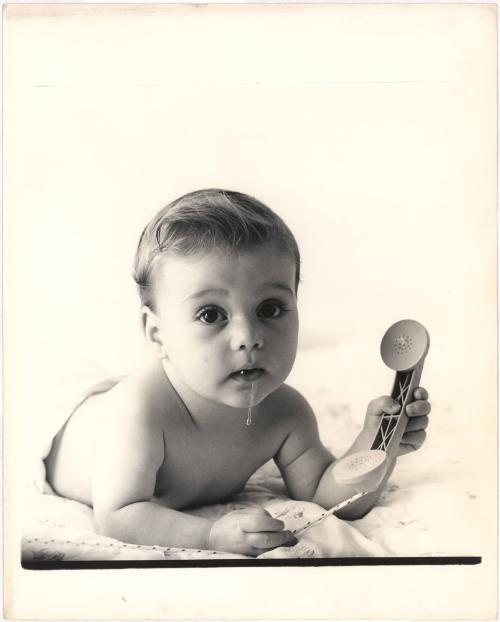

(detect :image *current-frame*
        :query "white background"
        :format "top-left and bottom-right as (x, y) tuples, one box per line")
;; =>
(4, 4), (497, 618)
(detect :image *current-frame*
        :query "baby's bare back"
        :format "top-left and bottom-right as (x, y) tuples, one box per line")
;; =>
(45, 363), (292, 510)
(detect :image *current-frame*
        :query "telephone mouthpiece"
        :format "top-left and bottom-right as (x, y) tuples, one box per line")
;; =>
(332, 450), (389, 492)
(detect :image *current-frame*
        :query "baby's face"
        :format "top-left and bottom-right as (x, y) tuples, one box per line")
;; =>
(152, 244), (299, 409)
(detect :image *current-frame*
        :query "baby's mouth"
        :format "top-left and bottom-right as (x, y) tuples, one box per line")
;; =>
(230, 368), (264, 382)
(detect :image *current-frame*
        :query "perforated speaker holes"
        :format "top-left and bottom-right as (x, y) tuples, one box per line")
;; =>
(393, 334), (413, 355)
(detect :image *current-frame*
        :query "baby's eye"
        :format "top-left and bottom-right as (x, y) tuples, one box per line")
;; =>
(257, 300), (290, 319)
(196, 306), (227, 324)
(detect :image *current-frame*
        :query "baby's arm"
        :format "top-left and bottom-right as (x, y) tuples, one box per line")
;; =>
(274, 386), (430, 520)
(273, 388), (361, 511)
(92, 398), (214, 549)
(92, 392), (293, 555)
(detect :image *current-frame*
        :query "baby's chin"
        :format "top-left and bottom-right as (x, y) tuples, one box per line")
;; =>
(216, 391), (263, 411)
(211, 381), (275, 411)
(225, 368), (295, 407)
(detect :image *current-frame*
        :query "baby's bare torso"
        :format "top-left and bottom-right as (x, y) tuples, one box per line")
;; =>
(45, 363), (291, 510)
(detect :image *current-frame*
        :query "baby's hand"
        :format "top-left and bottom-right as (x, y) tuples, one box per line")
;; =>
(364, 387), (431, 456)
(208, 508), (295, 556)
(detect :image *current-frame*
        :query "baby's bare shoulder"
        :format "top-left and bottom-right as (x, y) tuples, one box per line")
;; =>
(91, 373), (167, 479)
(264, 383), (316, 428)
(100, 366), (167, 431)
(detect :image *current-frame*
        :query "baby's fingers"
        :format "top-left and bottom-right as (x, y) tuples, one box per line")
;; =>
(405, 415), (429, 432)
(406, 400), (431, 418)
(412, 387), (428, 401)
(399, 429), (427, 455)
(241, 511), (285, 534)
(249, 530), (295, 551)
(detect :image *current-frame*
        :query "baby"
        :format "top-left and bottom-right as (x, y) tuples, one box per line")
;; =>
(45, 189), (431, 556)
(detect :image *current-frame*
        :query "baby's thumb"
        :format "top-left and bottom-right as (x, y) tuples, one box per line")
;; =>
(367, 396), (400, 417)
(385, 399), (401, 414)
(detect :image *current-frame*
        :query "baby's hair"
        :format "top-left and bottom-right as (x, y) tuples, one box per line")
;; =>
(133, 188), (301, 309)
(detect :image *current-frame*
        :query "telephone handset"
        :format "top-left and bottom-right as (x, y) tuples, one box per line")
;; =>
(293, 320), (430, 536)
(333, 318), (430, 490)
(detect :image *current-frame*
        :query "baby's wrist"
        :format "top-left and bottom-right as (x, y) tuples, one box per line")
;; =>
(353, 426), (374, 451)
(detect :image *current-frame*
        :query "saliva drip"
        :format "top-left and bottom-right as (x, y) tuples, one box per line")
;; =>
(246, 383), (254, 426)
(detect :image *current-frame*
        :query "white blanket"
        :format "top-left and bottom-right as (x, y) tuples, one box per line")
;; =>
(22, 346), (481, 561)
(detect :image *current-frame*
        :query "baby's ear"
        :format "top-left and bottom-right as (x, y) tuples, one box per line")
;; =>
(141, 306), (166, 358)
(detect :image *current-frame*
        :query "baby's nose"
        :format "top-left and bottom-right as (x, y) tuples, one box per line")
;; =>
(229, 318), (264, 351)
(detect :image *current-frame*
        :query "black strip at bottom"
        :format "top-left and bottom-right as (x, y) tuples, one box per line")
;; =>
(22, 556), (482, 570)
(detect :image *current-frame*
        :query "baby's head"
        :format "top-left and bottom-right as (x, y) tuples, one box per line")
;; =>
(133, 189), (300, 310)
(133, 189), (301, 409)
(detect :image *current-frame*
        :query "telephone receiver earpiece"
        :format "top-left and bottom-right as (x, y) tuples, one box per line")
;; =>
(376, 319), (430, 459)
(332, 319), (430, 493)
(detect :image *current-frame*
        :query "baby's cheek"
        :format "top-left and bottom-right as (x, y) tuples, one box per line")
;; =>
(197, 354), (221, 380)
(284, 335), (299, 367)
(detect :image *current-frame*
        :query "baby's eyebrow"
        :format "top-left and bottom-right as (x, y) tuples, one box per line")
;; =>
(259, 282), (295, 296)
(183, 288), (228, 303)
(183, 282), (294, 304)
